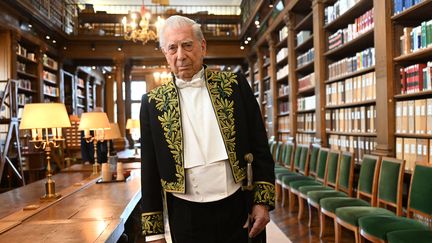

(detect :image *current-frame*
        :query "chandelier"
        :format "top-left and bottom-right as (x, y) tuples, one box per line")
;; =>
(121, 2), (165, 44)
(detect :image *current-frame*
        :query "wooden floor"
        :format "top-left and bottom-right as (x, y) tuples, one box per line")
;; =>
(270, 197), (356, 243)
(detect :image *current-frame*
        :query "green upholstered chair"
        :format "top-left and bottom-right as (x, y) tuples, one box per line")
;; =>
(306, 151), (355, 232)
(334, 157), (405, 243)
(319, 155), (381, 238)
(387, 229), (432, 243)
(289, 147), (330, 213)
(275, 141), (296, 201)
(359, 162), (432, 242)
(280, 144), (311, 209)
(296, 149), (341, 226)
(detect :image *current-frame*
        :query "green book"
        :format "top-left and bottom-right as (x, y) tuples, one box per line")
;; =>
(421, 21), (427, 48)
(427, 20), (432, 47)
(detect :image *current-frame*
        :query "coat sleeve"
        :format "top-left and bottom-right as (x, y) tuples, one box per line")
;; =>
(237, 73), (276, 210)
(140, 94), (165, 236)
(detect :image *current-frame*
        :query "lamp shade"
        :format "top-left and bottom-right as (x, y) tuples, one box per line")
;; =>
(104, 123), (122, 140)
(19, 103), (71, 129)
(78, 112), (111, 130)
(126, 119), (140, 129)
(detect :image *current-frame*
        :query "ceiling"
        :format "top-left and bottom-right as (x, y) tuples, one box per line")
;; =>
(79, 0), (241, 6)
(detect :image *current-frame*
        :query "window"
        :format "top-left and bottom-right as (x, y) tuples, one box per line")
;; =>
(131, 81), (146, 119)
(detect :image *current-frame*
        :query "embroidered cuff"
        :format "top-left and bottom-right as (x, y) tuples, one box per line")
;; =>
(141, 211), (164, 236)
(253, 182), (275, 210)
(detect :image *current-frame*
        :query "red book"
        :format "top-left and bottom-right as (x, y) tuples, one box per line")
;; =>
(418, 63), (427, 92)
(400, 67), (407, 94)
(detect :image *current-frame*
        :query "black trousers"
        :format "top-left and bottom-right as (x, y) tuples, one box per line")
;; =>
(167, 189), (249, 243)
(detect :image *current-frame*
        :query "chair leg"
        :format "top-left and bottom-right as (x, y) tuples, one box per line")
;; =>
(275, 183), (281, 201)
(289, 190), (296, 213)
(354, 228), (359, 243)
(308, 203), (314, 227)
(281, 187), (287, 207)
(297, 195), (304, 219)
(334, 221), (342, 243)
(319, 212), (326, 238)
(359, 234), (366, 243)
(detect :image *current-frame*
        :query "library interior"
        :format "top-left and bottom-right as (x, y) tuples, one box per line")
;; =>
(0, 0), (431, 242)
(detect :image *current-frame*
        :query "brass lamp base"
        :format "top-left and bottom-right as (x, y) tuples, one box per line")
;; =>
(40, 180), (61, 201)
(92, 162), (99, 175)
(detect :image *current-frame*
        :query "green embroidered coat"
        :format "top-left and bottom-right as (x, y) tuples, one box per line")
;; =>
(140, 68), (275, 237)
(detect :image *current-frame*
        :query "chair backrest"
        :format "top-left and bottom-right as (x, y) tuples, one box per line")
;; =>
(324, 150), (341, 188)
(407, 162), (432, 220)
(293, 144), (303, 171)
(357, 155), (381, 206)
(269, 140), (277, 160)
(297, 144), (310, 175)
(274, 141), (283, 164)
(282, 141), (295, 170)
(315, 148), (329, 183)
(308, 144), (321, 177)
(335, 151), (355, 196)
(377, 157), (405, 216)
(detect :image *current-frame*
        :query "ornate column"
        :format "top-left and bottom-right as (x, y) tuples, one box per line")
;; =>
(285, 13), (298, 140)
(267, 35), (278, 138)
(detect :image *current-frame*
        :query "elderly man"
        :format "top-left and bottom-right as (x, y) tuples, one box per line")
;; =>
(140, 15), (275, 243)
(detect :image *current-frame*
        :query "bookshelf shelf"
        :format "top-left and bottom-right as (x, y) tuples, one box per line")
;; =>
(325, 28), (374, 58)
(17, 54), (37, 64)
(296, 60), (314, 73)
(297, 108), (316, 114)
(394, 90), (432, 101)
(327, 131), (377, 137)
(278, 130), (291, 133)
(263, 75), (271, 81)
(394, 133), (432, 139)
(264, 61), (271, 68)
(44, 93), (58, 98)
(324, 0), (373, 31)
(296, 130), (316, 134)
(325, 66), (375, 84)
(295, 35), (314, 53)
(278, 94), (289, 100)
(326, 99), (376, 109)
(277, 56), (288, 66)
(278, 112), (290, 117)
(43, 79), (56, 85)
(17, 87), (37, 94)
(297, 86), (315, 96)
(295, 12), (313, 31)
(17, 71), (38, 79)
(276, 36), (288, 48)
(277, 74), (289, 83)
(43, 64), (58, 72)
(391, 0), (432, 23)
(394, 46), (432, 63)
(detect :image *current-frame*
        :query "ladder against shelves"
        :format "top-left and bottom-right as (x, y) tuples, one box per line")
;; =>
(0, 79), (24, 186)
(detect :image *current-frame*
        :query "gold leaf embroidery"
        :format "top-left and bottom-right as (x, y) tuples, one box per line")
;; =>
(253, 182), (276, 208)
(142, 212), (164, 235)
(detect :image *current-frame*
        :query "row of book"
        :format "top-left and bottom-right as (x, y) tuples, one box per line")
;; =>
(16, 62), (32, 74)
(42, 54), (58, 70)
(278, 84), (289, 97)
(276, 47), (288, 63)
(400, 20), (432, 55)
(17, 79), (32, 90)
(326, 72), (376, 106)
(279, 26), (288, 42)
(297, 31), (311, 47)
(395, 137), (431, 172)
(400, 62), (432, 94)
(395, 99), (432, 134)
(298, 95), (316, 111)
(18, 93), (32, 106)
(325, 105), (376, 133)
(277, 115), (290, 132)
(16, 43), (36, 61)
(328, 8), (374, 50)
(77, 78), (85, 87)
(43, 85), (59, 97)
(43, 70), (57, 83)
(328, 47), (375, 80)
(325, 0), (360, 25)
(393, 0), (424, 15)
(328, 135), (377, 164)
(296, 133), (315, 144)
(279, 101), (290, 114)
(276, 64), (289, 80)
(297, 48), (314, 68)
(298, 72), (316, 91)
(297, 113), (316, 132)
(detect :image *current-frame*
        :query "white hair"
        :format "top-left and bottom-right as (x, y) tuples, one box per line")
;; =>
(158, 15), (204, 48)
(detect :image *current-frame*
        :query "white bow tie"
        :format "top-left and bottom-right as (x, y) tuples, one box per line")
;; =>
(176, 78), (204, 89)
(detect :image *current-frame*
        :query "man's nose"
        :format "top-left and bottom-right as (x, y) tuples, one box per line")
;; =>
(177, 46), (186, 59)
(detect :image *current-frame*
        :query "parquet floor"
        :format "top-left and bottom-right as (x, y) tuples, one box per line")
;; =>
(270, 197), (356, 243)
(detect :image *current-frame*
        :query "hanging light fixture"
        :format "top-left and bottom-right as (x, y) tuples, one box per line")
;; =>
(122, 1), (165, 44)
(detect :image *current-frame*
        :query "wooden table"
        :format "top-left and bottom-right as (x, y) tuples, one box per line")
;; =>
(0, 163), (142, 243)
(117, 149), (140, 163)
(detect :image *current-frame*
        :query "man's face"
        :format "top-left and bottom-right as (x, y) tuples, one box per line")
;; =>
(161, 25), (206, 81)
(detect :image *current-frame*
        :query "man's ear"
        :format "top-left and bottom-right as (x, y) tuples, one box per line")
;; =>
(201, 39), (207, 54)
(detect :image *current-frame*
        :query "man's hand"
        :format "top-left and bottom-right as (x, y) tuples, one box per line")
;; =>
(243, 204), (270, 238)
